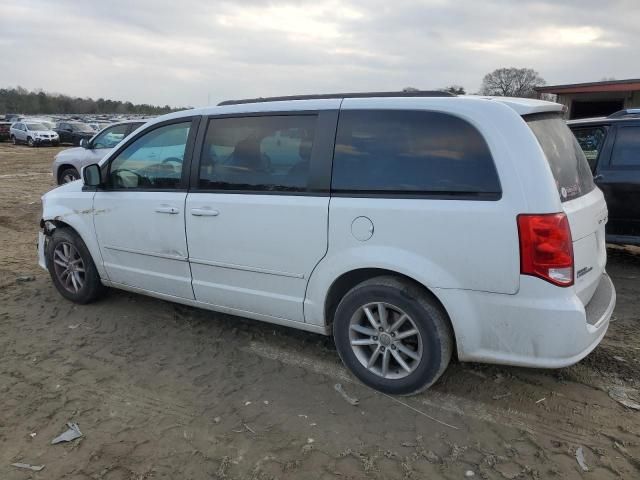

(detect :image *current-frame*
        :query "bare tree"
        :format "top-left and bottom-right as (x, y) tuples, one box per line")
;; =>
(479, 68), (546, 98)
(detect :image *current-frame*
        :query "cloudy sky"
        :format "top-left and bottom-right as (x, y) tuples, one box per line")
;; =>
(1, 0), (638, 107)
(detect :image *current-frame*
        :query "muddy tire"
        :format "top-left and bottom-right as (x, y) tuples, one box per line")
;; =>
(11, 135), (17, 145)
(59, 167), (80, 184)
(333, 276), (453, 395)
(46, 228), (106, 304)
(27, 137), (35, 147)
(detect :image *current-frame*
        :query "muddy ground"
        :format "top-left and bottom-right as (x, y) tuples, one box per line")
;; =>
(1, 142), (640, 480)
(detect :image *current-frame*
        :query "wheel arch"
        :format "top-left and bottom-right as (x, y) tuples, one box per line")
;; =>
(322, 267), (458, 358)
(40, 208), (108, 280)
(56, 164), (79, 184)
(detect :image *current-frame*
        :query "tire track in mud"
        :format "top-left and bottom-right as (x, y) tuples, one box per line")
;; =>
(244, 339), (638, 451)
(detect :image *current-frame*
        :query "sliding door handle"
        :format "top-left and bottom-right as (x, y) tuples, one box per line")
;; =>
(191, 208), (219, 217)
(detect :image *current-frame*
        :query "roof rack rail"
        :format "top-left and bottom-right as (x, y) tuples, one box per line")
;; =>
(608, 108), (640, 118)
(217, 90), (454, 106)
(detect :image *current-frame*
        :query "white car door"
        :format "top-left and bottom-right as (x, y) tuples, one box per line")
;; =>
(185, 112), (336, 321)
(93, 118), (199, 299)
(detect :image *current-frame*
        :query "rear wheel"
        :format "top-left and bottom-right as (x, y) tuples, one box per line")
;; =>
(11, 135), (17, 145)
(59, 167), (80, 184)
(333, 276), (453, 395)
(46, 228), (106, 304)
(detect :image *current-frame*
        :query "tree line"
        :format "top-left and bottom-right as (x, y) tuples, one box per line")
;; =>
(2, 68), (551, 117)
(0, 86), (182, 115)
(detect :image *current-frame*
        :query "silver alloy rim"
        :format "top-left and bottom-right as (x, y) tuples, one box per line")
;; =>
(349, 302), (423, 379)
(62, 172), (78, 183)
(52, 242), (85, 293)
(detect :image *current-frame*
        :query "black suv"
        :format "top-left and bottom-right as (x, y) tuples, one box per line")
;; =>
(54, 121), (95, 145)
(569, 109), (640, 245)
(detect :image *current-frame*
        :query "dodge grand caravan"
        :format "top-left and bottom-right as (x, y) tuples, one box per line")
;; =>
(38, 92), (616, 395)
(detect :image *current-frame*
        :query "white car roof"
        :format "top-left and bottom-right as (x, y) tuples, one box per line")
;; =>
(147, 94), (563, 126)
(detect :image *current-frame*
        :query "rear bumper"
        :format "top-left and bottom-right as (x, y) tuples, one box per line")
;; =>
(435, 273), (615, 368)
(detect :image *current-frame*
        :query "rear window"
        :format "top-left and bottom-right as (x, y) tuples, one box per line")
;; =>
(526, 113), (595, 202)
(331, 110), (501, 198)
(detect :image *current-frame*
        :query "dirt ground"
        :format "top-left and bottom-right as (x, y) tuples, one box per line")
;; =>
(1, 143), (640, 480)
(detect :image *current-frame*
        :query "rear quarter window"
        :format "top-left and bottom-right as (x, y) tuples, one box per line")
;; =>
(331, 110), (501, 198)
(571, 125), (608, 170)
(525, 113), (595, 202)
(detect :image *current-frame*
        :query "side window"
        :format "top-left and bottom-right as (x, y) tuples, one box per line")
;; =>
(93, 124), (129, 149)
(332, 110), (501, 196)
(108, 121), (191, 189)
(611, 126), (640, 167)
(198, 115), (317, 191)
(572, 126), (607, 170)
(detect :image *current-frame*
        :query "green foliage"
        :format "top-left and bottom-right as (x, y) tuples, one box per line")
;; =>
(0, 86), (181, 115)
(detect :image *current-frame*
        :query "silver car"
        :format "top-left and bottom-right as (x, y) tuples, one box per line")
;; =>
(10, 121), (60, 147)
(52, 120), (145, 184)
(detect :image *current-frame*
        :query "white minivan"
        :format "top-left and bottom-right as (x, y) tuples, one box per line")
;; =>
(38, 92), (615, 394)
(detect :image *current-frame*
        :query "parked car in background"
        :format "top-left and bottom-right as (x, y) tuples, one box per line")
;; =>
(4, 113), (22, 123)
(38, 92), (614, 394)
(54, 121), (95, 146)
(0, 121), (11, 141)
(568, 109), (640, 245)
(52, 120), (145, 184)
(10, 121), (59, 147)
(87, 122), (111, 132)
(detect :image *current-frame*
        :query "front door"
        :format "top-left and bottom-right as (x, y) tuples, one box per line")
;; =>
(186, 112), (334, 321)
(93, 118), (199, 299)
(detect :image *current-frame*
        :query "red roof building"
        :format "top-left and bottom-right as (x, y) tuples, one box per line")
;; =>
(535, 78), (640, 119)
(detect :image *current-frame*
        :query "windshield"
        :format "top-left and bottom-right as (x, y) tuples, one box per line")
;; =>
(71, 123), (94, 133)
(26, 123), (47, 131)
(525, 113), (595, 202)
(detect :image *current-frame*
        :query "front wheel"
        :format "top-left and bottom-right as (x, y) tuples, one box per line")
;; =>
(59, 167), (80, 184)
(46, 228), (106, 304)
(333, 276), (453, 395)
(27, 137), (35, 147)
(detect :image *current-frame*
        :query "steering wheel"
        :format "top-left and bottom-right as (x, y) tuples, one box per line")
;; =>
(162, 157), (182, 165)
(111, 168), (144, 188)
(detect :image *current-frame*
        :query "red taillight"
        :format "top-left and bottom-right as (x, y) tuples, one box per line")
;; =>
(517, 213), (574, 287)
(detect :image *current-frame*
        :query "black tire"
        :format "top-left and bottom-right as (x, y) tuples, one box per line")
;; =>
(46, 228), (106, 304)
(333, 276), (453, 395)
(11, 135), (17, 145)
(58, 167), (80, 184)
(27, 137), (35, 147)
(52, 141), (60, 147)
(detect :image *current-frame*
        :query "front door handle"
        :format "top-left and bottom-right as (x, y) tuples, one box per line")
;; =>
(593, 174), (604, 182)
(191, 207), (219, 217)
(155, 205), (179, 214)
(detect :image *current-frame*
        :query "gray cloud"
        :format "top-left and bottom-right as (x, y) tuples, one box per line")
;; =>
(1, 0), (638, 107)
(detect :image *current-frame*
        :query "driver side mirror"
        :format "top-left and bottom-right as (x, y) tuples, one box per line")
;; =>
(80, 138), (90, 149)
(82, 163), (102, 187)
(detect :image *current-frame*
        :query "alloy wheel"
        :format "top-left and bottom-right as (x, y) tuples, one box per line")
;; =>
(62, 171), (79, 183)
(52, 242), (86, 293)
(348, 302), (423, 379)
